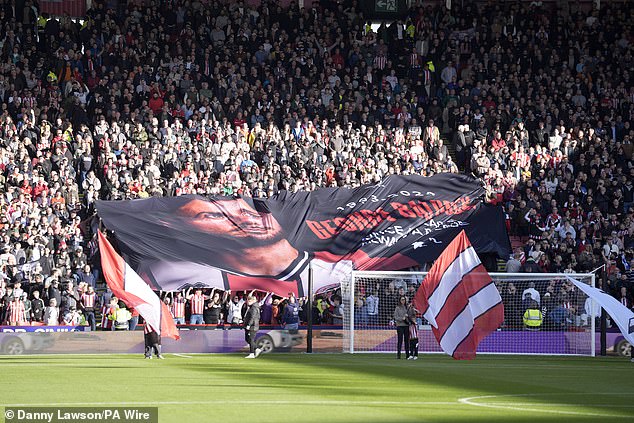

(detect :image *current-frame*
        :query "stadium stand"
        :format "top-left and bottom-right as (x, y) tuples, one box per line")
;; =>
(0, 0), (633, 328)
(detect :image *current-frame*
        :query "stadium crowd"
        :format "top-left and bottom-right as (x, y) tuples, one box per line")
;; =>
(1, 0), (634, 329)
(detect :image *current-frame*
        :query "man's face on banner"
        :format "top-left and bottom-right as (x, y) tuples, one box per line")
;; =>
(177, 198), (284, 246)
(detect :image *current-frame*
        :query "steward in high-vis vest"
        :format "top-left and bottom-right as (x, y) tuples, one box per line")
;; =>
(405, 21), (415, 40)
(37, 15), (47, 32)
(46, 71), (58, 83)
(113, 301), (132, 330)
(523, 307), (543, 330)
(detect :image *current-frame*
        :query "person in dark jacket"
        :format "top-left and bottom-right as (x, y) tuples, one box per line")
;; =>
(281, 293), (300, 330)
(453, 125), (467, 169)
(243, 295), (261, 358)
(30, 290), (45, 322)
(47, 281), (61, 307)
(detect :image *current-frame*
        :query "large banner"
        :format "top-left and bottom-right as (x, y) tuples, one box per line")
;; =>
(97, 174), (510, 296)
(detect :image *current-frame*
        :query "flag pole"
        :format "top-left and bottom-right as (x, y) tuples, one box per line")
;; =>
(590, 264), (607, 356)
(307, 263), (314, 354)
(600, 265), (607, 356)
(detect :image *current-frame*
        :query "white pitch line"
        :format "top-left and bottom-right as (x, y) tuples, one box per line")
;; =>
(172, 354), (193, 358)
(458, 394), (633, 418)
(484, 403), (634, 408)
(2, 400), (460, 407)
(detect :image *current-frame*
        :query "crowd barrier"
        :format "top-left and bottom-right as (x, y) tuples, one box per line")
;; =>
(0, 326), (628, 356)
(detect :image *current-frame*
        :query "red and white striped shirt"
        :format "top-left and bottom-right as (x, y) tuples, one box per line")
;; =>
(424, 69), (432, 85)
(81, 292), (97, 309)
(171, 297), (186, 318)
(190, 294), (205, 315)
(409, 323), (418, 340)
(410, 52), (419, 68)
(101, 305), (116, 329)
(8, 301), (26, 323)
(373, 55), (386, 70)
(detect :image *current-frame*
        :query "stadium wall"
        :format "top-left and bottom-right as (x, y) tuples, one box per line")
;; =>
(0, 327), (626, 356)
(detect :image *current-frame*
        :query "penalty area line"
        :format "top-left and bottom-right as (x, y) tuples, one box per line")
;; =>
(172, 354), (194, 358)
(458, 394), (633, 418)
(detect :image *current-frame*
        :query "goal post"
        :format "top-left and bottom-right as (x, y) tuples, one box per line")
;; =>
(341, 271), (596, 356)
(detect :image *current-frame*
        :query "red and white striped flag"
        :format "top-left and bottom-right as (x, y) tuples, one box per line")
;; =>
(98, 231), (179, 339)
(413, 230), (503, 359)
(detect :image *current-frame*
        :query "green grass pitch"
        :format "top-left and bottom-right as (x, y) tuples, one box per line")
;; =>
(1, 354), (633, 422)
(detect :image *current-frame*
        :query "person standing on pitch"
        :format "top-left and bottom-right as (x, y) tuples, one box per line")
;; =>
(393, 296), (415, 359)
(144, 323), (164, 359)
(243, 294), (262, 358)
(408, 316), (419, 360)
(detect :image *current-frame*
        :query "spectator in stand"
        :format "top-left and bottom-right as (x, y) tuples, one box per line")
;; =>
(63, 305), (81, 326)
(365, 290), (380, 326)
(44, 297), (59, 326)
(506, 250), (523, 273)
(522, 282), (541, 306)
(259, 291), (274, 325)
(354, 295), (368, 326)
(47, 281), (61, 310)
(271, 298), (281, 326)
(226, 291), (244, 326)
(129, 307), (139, 331)
(30, 290), (45, 323)
(281, 293), (300, 330)
(521, 256), (542, 273)
(331, 296), (344, 326)
(80, 285), (97, 331)
(549, 297), (573, 330)
(60, 281), (78, 316)
(186, 287), (207, 325)
(168, 290), (186, 325)
(0, 284), (13, 322)
(20, 292), (31, 325)
(502, 283), (521, 329)
(75, 264), (97, 288)
(617, 287), (631, 309)
(203, 289), (223, 325)
(101, 296), (118, 331)
(0, 0), (632, 322)
(7, 294), (27, 325)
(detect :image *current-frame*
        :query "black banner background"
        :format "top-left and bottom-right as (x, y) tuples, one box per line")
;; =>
(97, 174), (510, 293)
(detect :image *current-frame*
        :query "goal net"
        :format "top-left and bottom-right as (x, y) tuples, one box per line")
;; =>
(341, 272), (596, 356)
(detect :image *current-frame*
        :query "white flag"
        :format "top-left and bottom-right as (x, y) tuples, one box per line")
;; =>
(567, 276), (634, 346)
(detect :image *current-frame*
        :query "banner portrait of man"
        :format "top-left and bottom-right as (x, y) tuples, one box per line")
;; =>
(97, 174), (510, 296)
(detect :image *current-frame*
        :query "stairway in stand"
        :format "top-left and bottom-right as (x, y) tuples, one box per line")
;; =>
(443, 136), (457, 163)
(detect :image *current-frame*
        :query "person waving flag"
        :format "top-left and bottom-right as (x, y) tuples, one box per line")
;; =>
(413, 230), (503, 359)
(98, 231), (180, 340)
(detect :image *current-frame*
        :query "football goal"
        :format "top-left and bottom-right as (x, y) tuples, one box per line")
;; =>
(340, 272), (596, 356)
